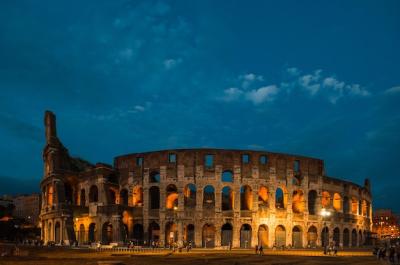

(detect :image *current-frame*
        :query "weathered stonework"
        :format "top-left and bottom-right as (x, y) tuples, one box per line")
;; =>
(40, 111), (372, 248)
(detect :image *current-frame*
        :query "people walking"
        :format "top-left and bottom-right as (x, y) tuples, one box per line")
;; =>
(255, 245), (259, 255)
(258, 245), (264, 256)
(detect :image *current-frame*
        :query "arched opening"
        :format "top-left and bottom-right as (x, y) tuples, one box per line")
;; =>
(343, 196), (350, 214)
(133, 224), (144, 244)
(79, 189), (86, 206)
(292, 226), (303, 248)
(333, 227), (340, 246)
(88, 223), (96, 243)
(307, 226), (317, 247)
(308, 190), (317, 215)
(292, 190), (305, 214)
(202, 224), (215, 248)
(122, 223), (129, 242)
(149, 171), (160, 183)
(48, 222), (52, 241)
(54, 222), (61, 243)
(351, 229), (357, 247)
(79, 224), (85, 244)
(132, 186), (143, 206)
(203, 185), (215, 209)
(275, 225), (286, 247)
(120, 189), (128, 205)
(221, 223), (233, 246)
(47, 185), (54, 205)
(148, 222), (160, 243)
(240, 224), (252, 248)
(89, 185), (98, 203)
(165, 222), (178, 246)
(184, 184), (196, 208)
(102, 222), (113, 244)
(258, 186), (269, 209)
(321, 227), (329, 247)
(358, 230), (363, 246)
(351, 197), (358, 214)
(343, 228), (350, 247)
(184, 224), (195, 244)
(321, 191), (331, 208)
(333, 193), (341, 211)
(221, 186), (233, 211)
(240, 185), (253, 211)
(166, 184), (178, 209)
(64, 183), (73, 204)
(275, 188), (286, 209)
(221, 170), (233, 182)
(258, 225), (268, 247)
(361, 200), (367, 216)
(109, 189), (116, 204)
(149, 186), (160, 210)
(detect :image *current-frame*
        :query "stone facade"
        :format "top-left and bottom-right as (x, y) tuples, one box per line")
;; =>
(40, 111), (372, 247)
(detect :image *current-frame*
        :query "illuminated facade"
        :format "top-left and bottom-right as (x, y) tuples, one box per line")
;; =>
(40, 111), (372, 247)
(373, 209), (399, 239)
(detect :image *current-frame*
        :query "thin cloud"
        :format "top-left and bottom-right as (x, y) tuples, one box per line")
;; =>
(384, 86), (400, 94)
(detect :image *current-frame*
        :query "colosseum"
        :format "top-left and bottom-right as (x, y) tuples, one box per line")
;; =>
(40, 111), (372, 248)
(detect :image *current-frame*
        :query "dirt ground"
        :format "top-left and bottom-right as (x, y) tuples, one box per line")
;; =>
(0, 247), (382, 265)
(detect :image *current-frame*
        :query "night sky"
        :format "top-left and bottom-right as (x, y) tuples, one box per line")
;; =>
(0, 1), (399, 211)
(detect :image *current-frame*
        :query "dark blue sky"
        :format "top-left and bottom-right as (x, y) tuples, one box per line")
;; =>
(0, 0), (399, 211)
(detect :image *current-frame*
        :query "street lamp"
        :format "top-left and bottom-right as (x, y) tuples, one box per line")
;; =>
(320, 208), (331, 254)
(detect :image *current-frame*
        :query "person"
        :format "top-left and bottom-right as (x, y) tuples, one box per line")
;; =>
(229, 242), (232, 251)
(389, 245), (395, 263)
(259, 245), (264, 256)
(333, 244), (338, 256)
(255, 245), (259, 255)
(396, 243), (400, 264)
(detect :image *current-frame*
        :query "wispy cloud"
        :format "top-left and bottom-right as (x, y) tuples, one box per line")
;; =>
(163, 58), (182, 70)
(245, 85), (279, 105)
(220, 68), (370, 106)
(384, 86), (400, 94)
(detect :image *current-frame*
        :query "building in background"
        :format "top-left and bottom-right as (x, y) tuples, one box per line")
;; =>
(373, 209), (400, 240)
(13, 194), (41, 227)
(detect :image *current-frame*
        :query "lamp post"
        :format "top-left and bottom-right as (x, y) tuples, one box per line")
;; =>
(321, 208), (331, 254)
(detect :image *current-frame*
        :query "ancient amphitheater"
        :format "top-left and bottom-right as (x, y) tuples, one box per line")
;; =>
(40, 111), (372, 248)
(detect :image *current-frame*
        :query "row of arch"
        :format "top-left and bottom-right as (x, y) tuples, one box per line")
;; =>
(71, 221), (368, 248)
(81, 184), (370, 217)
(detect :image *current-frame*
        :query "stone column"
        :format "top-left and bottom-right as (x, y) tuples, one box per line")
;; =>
(111, 215), (123, 244)
(232, 213), (240, 248)
(215, 224), (221, 247)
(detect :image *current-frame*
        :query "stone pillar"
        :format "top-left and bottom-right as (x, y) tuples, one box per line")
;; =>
(111, 215), (123, 244)
(160, 220), (166, 247)
(196, 187), (203, 212)
(215, 224), (221, 247)
(268, 224), (275, 248)
(195, 223), (202, 247)
(232, 214), (240, 248)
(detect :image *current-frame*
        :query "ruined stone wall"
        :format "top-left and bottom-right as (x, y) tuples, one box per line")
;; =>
(39, 112), (372, 248)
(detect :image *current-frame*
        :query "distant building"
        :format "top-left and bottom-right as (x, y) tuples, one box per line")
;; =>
(373, 209), (400, 239)
(13, 194), (41, 226)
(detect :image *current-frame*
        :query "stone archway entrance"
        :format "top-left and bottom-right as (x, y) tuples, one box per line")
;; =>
(88, 223), (96, 243)
(258, 225), (268, 247)
(307, 226), (317, 247)
(202, 224), (215, 248)
(292, 226), (302, 248)
(54, 222), (61, 243)
(275, 225), (286, 247)
(221, 223), (233, 246)
(102, 222), (113, 244)
(240, 224), (252, 248)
